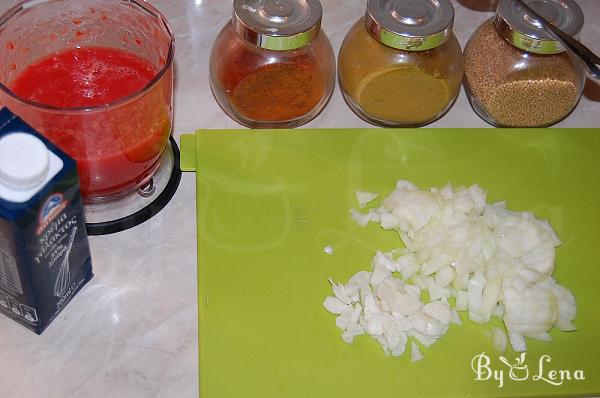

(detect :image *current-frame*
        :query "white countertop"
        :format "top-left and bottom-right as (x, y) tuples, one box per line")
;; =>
(0, 1), (599, 397)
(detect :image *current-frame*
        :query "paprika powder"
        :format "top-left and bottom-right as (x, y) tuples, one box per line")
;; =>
(209, 0), (335, 128)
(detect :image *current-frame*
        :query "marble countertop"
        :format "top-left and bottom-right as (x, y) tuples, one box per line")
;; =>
(0, 1), (599, 397)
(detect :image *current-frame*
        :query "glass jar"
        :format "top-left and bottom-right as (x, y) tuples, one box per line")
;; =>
(209, 0), (335, 129)
(464, 0), (586, 127)
(338, 0), (463, 127)
(0, 0), (174, 202)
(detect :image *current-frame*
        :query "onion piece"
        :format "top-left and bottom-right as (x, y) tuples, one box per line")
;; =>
(323, 296), (349, 315)
(411, 341), (424, 362)
(350, 208), (371, 227)
(355, 191), (379, 208)
(491, 326), (507, 353)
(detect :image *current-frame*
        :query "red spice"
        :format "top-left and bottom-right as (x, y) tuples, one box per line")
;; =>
(218, 39), (325, 122)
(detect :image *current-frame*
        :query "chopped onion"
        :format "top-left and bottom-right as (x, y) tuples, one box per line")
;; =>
(355, 191), (379, 208)
(324, 180), (576, 359)
(491, 327), (507, 353)
(411, 341), (424, 362)
(450, 309), (462, 325)
(324, 266), (451, 356)
(350, 209), (371, 227)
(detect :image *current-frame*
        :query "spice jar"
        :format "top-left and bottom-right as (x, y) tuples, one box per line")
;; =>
(338, 0), (463, 127)
(464, 0), (586, 127)
(209, 0), (335, 128)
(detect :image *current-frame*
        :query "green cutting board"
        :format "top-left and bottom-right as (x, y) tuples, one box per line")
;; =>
(180, 129), (600, 398)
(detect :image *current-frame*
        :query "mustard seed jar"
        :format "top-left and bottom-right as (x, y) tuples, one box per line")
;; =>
(209, 0), (335, 128)
(338, 0), (463, 127)
(464, 0), (586, 127)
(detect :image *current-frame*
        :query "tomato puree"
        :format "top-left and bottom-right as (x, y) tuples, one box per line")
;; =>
(10, 47), (172, 199)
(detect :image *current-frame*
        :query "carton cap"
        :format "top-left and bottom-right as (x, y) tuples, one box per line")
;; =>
(0, 132), (50, 190)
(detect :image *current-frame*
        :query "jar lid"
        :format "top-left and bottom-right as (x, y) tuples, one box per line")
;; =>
(495, 0), (584, 55)
(232, 0), (322, 51)
(0, 133), (50, 190)
(365, 0), (455, 51)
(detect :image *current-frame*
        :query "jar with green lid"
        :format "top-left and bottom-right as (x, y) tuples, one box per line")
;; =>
(464, 0), (586, 127)
(338, 0), (463, 127)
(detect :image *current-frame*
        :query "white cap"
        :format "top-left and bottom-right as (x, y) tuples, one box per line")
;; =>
(0, 132), (50, 190)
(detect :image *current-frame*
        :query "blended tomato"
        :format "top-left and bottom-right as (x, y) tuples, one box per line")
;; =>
(10, 47), (172, 199)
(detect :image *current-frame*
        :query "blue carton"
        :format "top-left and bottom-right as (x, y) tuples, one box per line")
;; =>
(0, 108), (93, 334)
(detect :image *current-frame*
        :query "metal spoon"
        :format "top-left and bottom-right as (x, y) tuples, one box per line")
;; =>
(514, 0), (600, 80)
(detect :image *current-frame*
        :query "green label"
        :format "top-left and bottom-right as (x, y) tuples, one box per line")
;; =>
(378, 29), (447, 52)
(510, 31), (562, 55)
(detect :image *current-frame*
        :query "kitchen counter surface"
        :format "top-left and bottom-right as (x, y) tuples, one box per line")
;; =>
(0, 1), (599, 397)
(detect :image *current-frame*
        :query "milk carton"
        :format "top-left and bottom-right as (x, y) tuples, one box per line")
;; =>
(0, 108), (93, 334)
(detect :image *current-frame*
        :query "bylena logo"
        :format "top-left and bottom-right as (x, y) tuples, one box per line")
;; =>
(471, 352), (585, 388)
(37, 193), (69, 235)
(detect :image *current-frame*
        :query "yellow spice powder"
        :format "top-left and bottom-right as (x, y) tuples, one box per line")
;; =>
(338, 19), (460, 126)
(356, 66), (450, 124)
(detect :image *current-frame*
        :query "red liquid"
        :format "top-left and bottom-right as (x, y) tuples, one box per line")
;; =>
(10, 47), (172, 199)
